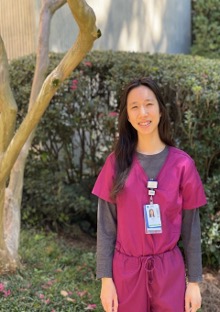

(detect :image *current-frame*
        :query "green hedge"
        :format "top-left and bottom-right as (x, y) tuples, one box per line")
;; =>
(192, 0), (220, 58)
(9, 51), (220, 268)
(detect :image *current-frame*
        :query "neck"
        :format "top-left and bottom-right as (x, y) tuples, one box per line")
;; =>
(136, 134), (166, 155)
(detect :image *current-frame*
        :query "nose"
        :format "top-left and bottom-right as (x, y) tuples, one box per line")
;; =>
(140, 104), (148, 116)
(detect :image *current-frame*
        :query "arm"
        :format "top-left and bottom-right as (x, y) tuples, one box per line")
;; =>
(97, 198), (118, 311)
(181, 208), (202, 312)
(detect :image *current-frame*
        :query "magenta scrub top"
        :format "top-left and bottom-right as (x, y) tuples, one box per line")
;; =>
(92, 147), (207, 257)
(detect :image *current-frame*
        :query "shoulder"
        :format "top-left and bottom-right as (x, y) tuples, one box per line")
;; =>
(106, 152), (115, 161)
(92, 152), (116, 203)
(98, 152), (116, 175)
(104, 152), (116, 166)
(169, 146), (195, 166)
(168, 148), (207, 208)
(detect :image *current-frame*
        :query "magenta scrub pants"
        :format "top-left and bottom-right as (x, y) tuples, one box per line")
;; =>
(113, 246), (186, 312)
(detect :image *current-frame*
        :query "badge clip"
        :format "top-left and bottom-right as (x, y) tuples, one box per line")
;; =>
(147, 180), (158, 189)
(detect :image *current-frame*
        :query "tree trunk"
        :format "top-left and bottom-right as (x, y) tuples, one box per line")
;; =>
(0, 0), (100, 273)
(3, 0), (67, 273)
(0, 35), (18, 272)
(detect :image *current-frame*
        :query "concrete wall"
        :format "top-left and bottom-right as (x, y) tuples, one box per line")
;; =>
(46, 0), (191, 54)
(1, 0), (191, 60)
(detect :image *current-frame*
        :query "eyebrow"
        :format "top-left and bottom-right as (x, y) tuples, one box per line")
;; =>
(128, 98), (155, 105)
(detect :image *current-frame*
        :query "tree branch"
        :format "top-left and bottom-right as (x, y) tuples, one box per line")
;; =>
(29, 0), (67, 110)
(0, 37), (17, 153)
(67, 0), (99, 36)
(0, 0), (100, 183)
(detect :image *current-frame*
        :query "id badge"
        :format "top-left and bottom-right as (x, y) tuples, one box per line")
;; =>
(144, 204), (162, 234)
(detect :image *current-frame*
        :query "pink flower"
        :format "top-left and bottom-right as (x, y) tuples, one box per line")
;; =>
(3, 289), (11, 297)
(84, 61), (92, 67)
(47, 280), (55, 286)
(77, 290), (87, 297)
(44, 298), (50, 304)
(0, 283), (4, 292)
(42, 279), (56, 289)
(39, 293), (45, 299)
(85, 303), (97, 310)
(108, 111), (118, 117)
(71, 79), (78, 90)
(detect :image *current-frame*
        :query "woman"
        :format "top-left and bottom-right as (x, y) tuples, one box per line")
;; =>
(92, 77), (206, 312)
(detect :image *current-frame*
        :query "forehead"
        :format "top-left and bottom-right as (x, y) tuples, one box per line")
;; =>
(127, 85), (157, 104)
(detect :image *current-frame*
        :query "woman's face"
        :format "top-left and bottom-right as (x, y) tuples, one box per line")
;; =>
(149, 209), (154, 217)
(126, 85), (161, 138)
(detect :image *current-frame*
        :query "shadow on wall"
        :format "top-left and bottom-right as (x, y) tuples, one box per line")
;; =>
(46, 0), (191, 55)
(93, 0), (191, 54)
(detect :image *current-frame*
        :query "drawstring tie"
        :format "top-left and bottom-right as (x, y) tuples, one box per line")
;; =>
(143, 256), (155, 298)
(115, 243), (157, 299)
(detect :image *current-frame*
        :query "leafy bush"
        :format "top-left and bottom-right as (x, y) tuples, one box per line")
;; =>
(191, 0), (220, 58)
(9, 50), (220, 268)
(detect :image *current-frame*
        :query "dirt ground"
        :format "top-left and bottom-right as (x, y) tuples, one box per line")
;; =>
(65, 226), (220, 312)
(200, 269), (220, 312)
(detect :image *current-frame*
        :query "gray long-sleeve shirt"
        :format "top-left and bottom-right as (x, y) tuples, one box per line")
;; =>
(96, 147), (203, 282)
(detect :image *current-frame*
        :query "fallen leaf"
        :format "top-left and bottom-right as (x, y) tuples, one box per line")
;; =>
(77, 290), (87, 297)
(66, 297), (76, 303)
(60, 290), (69, 297)
(85, 304), (97, 310)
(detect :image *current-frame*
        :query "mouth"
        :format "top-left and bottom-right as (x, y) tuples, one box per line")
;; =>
(138, 121), (151, 126)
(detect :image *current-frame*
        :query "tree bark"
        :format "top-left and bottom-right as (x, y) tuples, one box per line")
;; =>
(0, 36), (18, 271)
(0, 0), (100, 273)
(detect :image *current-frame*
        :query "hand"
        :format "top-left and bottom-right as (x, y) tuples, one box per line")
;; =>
(100, 278), (118, 312)
(185, 282), (202, 312)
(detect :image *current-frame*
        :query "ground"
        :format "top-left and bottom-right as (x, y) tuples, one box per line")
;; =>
(66, 225), (220, 312)
(200, 269), (220, 312)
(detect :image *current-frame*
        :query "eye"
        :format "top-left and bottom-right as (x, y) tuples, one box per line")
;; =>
(131, 105), (138, 109)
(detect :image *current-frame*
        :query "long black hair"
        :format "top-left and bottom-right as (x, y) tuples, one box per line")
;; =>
(111, 77), (174, 200)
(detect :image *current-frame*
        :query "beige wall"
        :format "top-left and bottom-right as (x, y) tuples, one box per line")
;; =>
(0, 0), (36, 60)
(0, 0), (191, 60)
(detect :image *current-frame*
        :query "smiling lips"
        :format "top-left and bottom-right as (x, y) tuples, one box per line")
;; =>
(138, 121), (151, 127)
